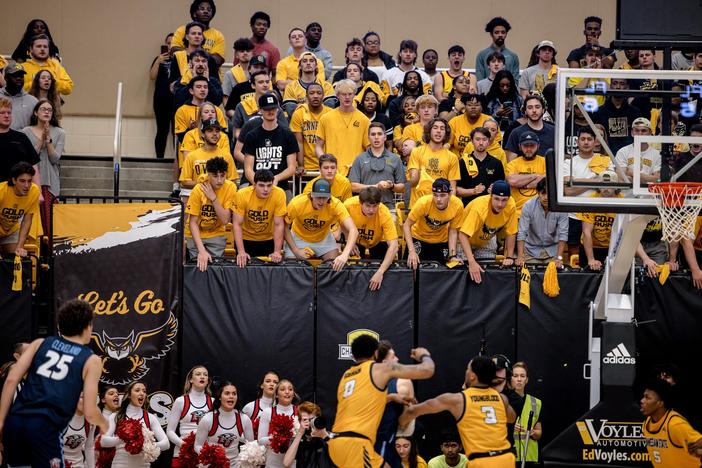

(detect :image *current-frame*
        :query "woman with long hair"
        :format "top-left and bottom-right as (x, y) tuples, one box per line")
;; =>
(195, 380), (254, 465)
(179, 101), (231, 167)
(242, 370), (279, 439)
(11, 19), (60, 62)
(395, 436), (427, 468)
(257, 379), (299, 468)
(167, 365), (213, 466)
(486, 70), (524, 129)
(63, 393), (96, 468)
(357, 87), (392, 145)
(99, 381), (170, 467)
(28, 70), (62, 122)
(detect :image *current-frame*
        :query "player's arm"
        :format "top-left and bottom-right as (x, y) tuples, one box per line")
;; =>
(0, 338), (42, 430)
(500, 392), (517, 423)
(398, 392), (463, 429)
(166, 397), (185, 446)
(82, 355), (109, 433)
(374, 347), (435, 390)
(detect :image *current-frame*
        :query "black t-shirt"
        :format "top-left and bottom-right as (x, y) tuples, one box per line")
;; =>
(242, 125), (298, 182)
(505, 122), (555, 157)
(673, 151), (702, 182)
(152, 56), (173, 102)
(567, 44), (615, 64)
(0, 130), (40, 182)
(595, 100), (642, 154)
(332, 68), (379, 84)
(225, 82), (255, 113)
(439, 96), (457, 115)
(371, 113), (394, 138)
(458, 152), (506, 205)
(628, 77), (662, 117)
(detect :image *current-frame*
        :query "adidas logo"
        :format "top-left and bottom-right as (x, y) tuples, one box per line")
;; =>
(603, 343), (636, 365)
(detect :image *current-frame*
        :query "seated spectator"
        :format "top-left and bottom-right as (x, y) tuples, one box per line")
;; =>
(276, 28), (326, 93)
(245, 11), (281, 73)
(448, 94), (495, 156)
(403, 178), (464, 268)
(174, 76), (227, 143)
(505, 94), (555, 161)
(620, 49), (640, 70)
(475, 17), (520, 81)
(290, 83), (332, 172)
(433, 45), (475, 102)
(0, 162), (39, 259)
(348, 123), (406, 212)
(398, 95), (438, 157)
(459, 180), (517, 283)
(614, 117), (660, 186)
(486, 70), (523, 131)
(170, 0), (225, 65)
(222, 38), (254, 105)
(303, 154), (352, 201)
(284, 178), (358, 269)
(505, 131), (546, 215)
(518, 41), (557, 98)
(282, 51), (336, 117)
(636, 217), (667, 278)
(224, 54), (268, 115)
(595, 78), (642, 154)
(426, 430), (467, 468)
(387, 70), (427, 126)
(0, 61), (38, 130)
(422, 48), (439, 84)
(477, 52), (505, 95)
(567, 16), (616, 69)
(577, 171), (622, 270)
(347, 63), (386, 106)
(456, 127), (505, 206)
(170, 23), (220, 88)
(179, 101), (231, 171)
(395, 436), (428, 468)
(173, 50), (223, 108)
(516, 179), (568, 267)
(21, 99), (64, 234)
(243, 93), (298, 187)
(185, 156), (237, 271)
(392, 97), (418, 152)
(232, 169), (286, 266)
(363, 32), (396, 79)
(382, 40), (433, 98)
(0, 97), (40, 184)
(333, 38), (379, 84)
(355, 86), (393, 145)
(670, 225), (702, 289)
(407, 118), (460, 208)
(22, 35), (73, 96)
(180, 119), (236, 192)
(438, 75), (471, 121)
(315, 80), (371, 175)
(149, 33), (174, 158)
(11, 19), (60, 63)
(629, 50), (661, 118)
(232, 71), (273, 137)
(672, 124), (702, 182)
(285, 23), (333, 80)
(344, 187), (399, 288)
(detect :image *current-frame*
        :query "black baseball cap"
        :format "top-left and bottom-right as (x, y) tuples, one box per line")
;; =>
(432, 178), (451, 193)
(201, 118), (222, 131)
(491, 180), (511, 197)
(5, 60), (26, 76)
(258, 93), (279, 110)
(250, 54), (267, 67)
(519, 131), (540, 145)
(311, 178), (332, 198)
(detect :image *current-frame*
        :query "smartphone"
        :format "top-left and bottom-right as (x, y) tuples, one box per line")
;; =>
(503, 101), (513, 108)
(161, 45), (169, 54)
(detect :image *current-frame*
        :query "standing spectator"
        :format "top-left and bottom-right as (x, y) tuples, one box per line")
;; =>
(476, 52), (505, 96)
(0, 97), (40, 184)
(567, 17), (616, 69)
(516, 179), (568, 266)
(333, 38), (380, 84)
(614, 117), (660, 185)
(595, 78), (642, 154)
(28, 70), (63, 123)
(173, 50), (223, 108)
(505, 131), (546, 215)
(422, 49), (439, 84)
(382, 40), (433, 98)
(150, 33), (174, 158)
(0, 162), (39, 259)
(225, 54), (268, 115)
(0, 61), (38, 130)
(170, 0), (225, 66)
(519, 41), (557, 97)
(505, 95), (555, 161)
(246, 11), (281, 73)
(285, 22), (333, 80)
(174, 76), (227, 143)
(510, 362), (543, 467)
(438, 75), (470, 121)
(223, 37), (254, 105)
(475, 17), (520, 81)
(577, 172), (621, 270)
(363, 32), (396, 79)
(315, 80), (371, 175)
(303, 154), (352, 201)
(276, 28), (326, 93)
(448, 94), (494, 156)
(232, 71), (273, 137)
(433, 45), (475, 102)
(290, 83), (332, 172)
(282, 51), (336, 117)
(21, 35), (73, 96)
(486, 70), (523, 130)
(22, 99), (64, 235)
(11, 19), (60, 63)
(170, 22), (219, 88)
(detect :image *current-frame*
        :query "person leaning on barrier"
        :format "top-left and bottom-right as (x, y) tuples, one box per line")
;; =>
(0, 162), (39, 259)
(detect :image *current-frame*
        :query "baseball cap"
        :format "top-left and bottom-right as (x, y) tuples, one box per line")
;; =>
(432, 178), (451, 193)
(537, 40), (556, 52)
(311, 178), (332, 198)
(250, 54), (267, 67)
(258, 93), (279, 110)
(632, 117), (652, 129)
(491, 180), (511, 197)
(4, 60), (26, 75)
(201, 118), (222, 131)
(519, 131), (540, 145)
(584, 44), (604, 55)
(600, 170), (618, 183)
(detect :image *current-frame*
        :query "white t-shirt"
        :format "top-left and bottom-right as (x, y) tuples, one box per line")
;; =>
(563, 154), (613, 217)
(382, 66), (433, 96)
(614, 144), (662, 174)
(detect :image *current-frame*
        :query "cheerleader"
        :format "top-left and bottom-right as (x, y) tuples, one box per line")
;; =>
(100, 381), (170, 467)
(100, 385), (121, 419)
(62, 393), (95, 468)
(195, 381), (254, 466)
(167, 365), (213, 466)
(242, 371), (279, 438)
(257, 379), (298, 468)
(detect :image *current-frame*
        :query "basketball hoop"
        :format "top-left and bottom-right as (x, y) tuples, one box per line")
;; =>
(649, 182), (702, 242)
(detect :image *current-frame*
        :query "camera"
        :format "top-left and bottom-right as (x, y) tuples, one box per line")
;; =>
(310, 415), (327, 430)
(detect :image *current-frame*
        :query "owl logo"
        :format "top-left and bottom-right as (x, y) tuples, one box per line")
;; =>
(64, 434), (85, 450)
(91, 312), (178, 385)
(218, 432), (238, 448)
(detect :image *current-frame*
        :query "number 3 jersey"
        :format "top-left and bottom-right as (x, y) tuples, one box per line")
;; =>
(10, 336), (93, 429)
(332, 360), (387, 443)
(457, 386), (511, 457)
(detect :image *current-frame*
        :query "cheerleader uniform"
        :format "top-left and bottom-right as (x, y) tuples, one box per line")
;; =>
(257, 404), (298, 468)
(167, 390), (214, 464)
(195, 408), (254, 467)
(100, 404), (170, 467)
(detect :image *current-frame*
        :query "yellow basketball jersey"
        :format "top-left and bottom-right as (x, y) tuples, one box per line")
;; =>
(332, 360), (387, 442)
(458, 386), (511, 456)
(441, 70), (470, 96)
(644, 410), (702, 467)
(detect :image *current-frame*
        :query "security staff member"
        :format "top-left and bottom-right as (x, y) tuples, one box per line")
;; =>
(509, 362), (542, 466)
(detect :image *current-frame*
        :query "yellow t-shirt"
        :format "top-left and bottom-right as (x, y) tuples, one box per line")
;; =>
(289, 104), (332, 170)
(331, 360), (387, 443)
(643, 410), (702, 468)
(171, 25), (226, 59)
(276, 55), (326, 83)
(461, 141), (507, 170)
(285, 193), (350, 243)
(505, 156), (547, 213)
(174, 104), (228, 135)
(316, 109), (371, 176)
(577, 193), (623, 248)
(180, 146), (237, 184)
(232, 185), (287, 241)
(0, 182), (40, 237)
(407, 145), (460, 208)
(303, 174), (352, 201)
(401, 122), (426, 146)
(179, 128), (231, 168)
(440, 70), (470, 96)
(408, 194), (464, 243)
(185, 180), (237, 238)
(173, 50), (192, 85)
(448, 113), (498, 156)
(282, 79), (335, 107)
(22, 58), (73, 95)
(458, 387), (511, 457)
(460, 195), (518, 248)
(401, 457), (428, 468)
(344, 196), (397, 248)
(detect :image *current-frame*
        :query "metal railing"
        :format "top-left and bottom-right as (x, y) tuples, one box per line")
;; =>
(113, 82), (124, 197)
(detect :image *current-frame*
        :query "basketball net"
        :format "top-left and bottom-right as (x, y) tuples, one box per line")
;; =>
(649, 182), (702, 242)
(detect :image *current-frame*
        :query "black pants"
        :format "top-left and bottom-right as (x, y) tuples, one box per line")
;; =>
(153, 97), (173, 158)
(405, 240), (448, 263)
(244, 239), (275, 257)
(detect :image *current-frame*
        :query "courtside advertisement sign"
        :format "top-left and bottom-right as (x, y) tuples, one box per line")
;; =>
(576, 418), (649, 464)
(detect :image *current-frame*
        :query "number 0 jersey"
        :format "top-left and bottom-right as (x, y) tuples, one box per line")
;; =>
(457, 386), (511, 457)
(11, 336), (93, 428)
(332, 360), (387, 443)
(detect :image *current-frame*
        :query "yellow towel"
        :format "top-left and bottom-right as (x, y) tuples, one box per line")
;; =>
(547, 65), (559, 80)
(12, 256), (22, 292)
(543, 261), (560, 297)
(446, 260), (462, 269)
(462, 154), (479, 177)
(656, 263), (670, 285)
(519, 265), (531, 309)
(588, 154), (612, 174)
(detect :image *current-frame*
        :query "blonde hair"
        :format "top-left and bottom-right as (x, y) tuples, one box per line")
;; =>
(414, 94), (438, 111)
(334, 79), (357, 95)
(0, 96), (12, 111)
(298, 51), (318, 75)
(196, 101), (218, 135)
(513, 361), (528, 374)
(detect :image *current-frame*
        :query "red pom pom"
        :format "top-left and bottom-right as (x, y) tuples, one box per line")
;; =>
(116, 417), (145, 455)
(269, 413), (295, 454)
(65, 462), (73, 468)
(95, 435), (116, 468)
(198, 442), (230, 468)
(177, 432), (199, 468)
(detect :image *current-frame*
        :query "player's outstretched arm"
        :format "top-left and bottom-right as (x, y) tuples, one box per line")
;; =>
(398, 392), (463, 429)
(82, 355), (108, 433)
(0, 339), (42, 430)
(375, 347), (435, 390)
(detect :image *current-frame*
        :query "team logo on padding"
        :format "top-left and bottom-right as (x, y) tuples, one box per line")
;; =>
(338, 329), (380, 360)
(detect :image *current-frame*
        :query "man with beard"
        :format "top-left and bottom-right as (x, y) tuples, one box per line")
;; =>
(282, 51), (336, 117)
(506, 132), (546, 215)
(170, 0), (225, 66)
(180, 119), (236, 192)
(433, 45), (476, 102)
(0, 61), (37, 130)
(21, 35), (72, 96)
(290, 83), (332, 172)
(387, 70), (425, 125)
(170, 22), (220, 88)
(505, 95), (554, 161)
(173, 50), (223, 108)
(475, 17), (520, 81)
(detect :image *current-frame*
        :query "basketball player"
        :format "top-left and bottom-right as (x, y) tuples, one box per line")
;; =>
(0, 299), (108, 466)
(328, 334), (435, 468)
(399, 355), (516, 467)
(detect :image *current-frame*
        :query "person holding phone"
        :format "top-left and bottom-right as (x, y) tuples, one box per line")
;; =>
(150, 33), (174, 158)
(485, 70), (523, 130)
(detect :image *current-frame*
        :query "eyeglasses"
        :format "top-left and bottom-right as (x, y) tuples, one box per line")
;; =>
(365, 40), (380, 46)
(38, 107), (53, 112)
